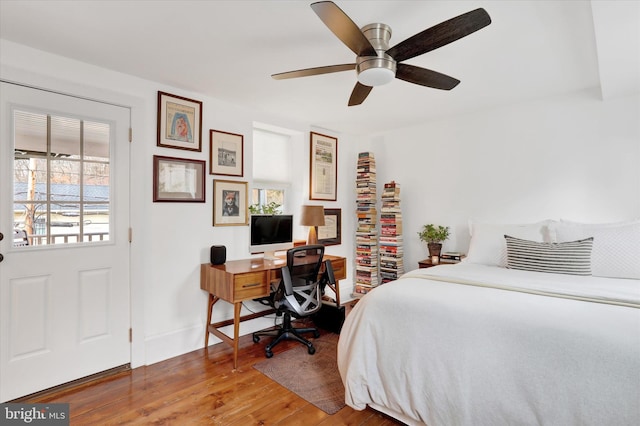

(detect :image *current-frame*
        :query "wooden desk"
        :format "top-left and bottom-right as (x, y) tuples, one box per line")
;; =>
(200, 254), (346, 369)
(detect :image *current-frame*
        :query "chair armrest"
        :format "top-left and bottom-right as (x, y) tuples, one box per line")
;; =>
(320, 259), (336, 292)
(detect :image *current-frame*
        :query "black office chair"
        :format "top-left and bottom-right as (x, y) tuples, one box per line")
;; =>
(252, 244), (336, 358)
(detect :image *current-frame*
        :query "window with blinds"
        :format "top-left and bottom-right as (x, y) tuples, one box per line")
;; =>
(12, 109), (111, 246)
(251, 128), (292, 214)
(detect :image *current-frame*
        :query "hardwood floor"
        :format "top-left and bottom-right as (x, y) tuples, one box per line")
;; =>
(22, 325), (403, 425)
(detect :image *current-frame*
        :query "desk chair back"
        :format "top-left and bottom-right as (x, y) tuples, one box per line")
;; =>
(280, 244), (325, 317)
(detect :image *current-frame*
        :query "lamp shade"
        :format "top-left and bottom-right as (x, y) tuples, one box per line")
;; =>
(300, 205), (325, 226)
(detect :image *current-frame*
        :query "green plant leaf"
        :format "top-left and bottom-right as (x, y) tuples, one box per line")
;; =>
(417, 224), (450, 243)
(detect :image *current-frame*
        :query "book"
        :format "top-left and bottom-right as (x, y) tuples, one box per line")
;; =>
(441, 252), (464, 261)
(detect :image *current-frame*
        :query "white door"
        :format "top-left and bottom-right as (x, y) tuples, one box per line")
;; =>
(0, 82), (131, 402)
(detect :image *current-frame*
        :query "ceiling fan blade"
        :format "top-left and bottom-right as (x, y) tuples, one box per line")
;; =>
(396, 63), (460, 90)
(272, 63), (356, 80)
(348, 82), (373, 106)
(386, 8), (491, 63)
(311, 1), (377, 56)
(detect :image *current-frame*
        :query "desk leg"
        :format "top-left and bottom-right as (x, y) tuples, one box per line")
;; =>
(232, 302), (242, 370)
(205, 294), (220, 347)
(325, 281), (341, 307)
(205, 296), (275, 370)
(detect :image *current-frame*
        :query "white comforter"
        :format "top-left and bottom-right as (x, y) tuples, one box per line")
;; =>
(337, 263), (640, 426)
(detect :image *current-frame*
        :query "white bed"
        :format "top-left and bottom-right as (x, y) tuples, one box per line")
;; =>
(338, 220), (640, 426)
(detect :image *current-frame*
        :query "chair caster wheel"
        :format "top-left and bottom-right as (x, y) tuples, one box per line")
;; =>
(266, 350), (273, 358)
(253, 335), (260, 343)
(313, 331), (320, 338)
(308, 346), (316, 355)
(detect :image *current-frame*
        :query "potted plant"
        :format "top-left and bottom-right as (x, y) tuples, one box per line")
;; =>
(248, 201), (282, 215)
(417, 224), (450, 258)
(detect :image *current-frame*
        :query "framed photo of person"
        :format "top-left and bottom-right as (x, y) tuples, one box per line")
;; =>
(209, 129), (244, 176)
(317, 208), (341, 246)
(309, 132), (337, 201)
(213, 180), (248, 226)
(157, 91), (203, 152)
(153, 155), (206, 202)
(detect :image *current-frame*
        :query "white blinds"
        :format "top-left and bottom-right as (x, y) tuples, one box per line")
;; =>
(252, 129), (292, 183)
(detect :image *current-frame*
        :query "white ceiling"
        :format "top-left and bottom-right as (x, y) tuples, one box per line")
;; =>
(1, 0), (638, 135)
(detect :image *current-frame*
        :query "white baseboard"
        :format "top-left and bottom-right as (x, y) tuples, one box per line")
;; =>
(144, 316), (278, 365)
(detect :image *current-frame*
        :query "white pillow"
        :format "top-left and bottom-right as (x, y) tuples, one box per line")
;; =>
(466, 220), (554, 267)
(554, 219), (640, 279)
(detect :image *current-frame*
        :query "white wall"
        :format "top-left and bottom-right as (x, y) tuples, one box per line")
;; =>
(367, 89), (640, 270)
(0, 40), (357, 366)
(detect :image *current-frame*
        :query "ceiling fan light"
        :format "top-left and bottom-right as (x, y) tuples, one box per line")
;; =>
(358, 67), (395, 86)
(356, 56), (396, 87)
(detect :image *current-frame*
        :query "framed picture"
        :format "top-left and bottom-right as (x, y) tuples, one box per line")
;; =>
(209, 129), (244, 176)
(309, 132), (337, 201)
(153, 155), (206, 202)
(317, 208), (341, 246)
(213, 179), (248, 226)
(157, 91), (203, 152)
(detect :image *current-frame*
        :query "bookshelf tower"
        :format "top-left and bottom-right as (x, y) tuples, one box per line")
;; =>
(354, 152), (379, 296)
(379, 181), (404, 283)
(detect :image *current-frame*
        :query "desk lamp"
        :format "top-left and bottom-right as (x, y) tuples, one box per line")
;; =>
(300, 205), (325, 245)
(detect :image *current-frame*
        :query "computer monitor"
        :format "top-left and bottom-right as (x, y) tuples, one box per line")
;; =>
(249, 214), (294, 260)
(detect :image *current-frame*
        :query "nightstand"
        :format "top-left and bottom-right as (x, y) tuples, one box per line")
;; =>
(418, 258), (438, 269)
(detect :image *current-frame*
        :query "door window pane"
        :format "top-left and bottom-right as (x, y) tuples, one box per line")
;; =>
(51, 115), (80, 158)
(84, 121), (110, 161)
(84, 162), (110, 199)
(14, 110), (47, 155)
(50, 160), (81, 201)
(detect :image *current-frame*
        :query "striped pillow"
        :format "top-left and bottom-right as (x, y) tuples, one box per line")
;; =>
(504, 235), (593, 276)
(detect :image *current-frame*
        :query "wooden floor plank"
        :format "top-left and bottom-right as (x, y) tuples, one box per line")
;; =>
(22, 325), (403, 425)
(276, 403), (330, 425)
(226, 391), (310, 426)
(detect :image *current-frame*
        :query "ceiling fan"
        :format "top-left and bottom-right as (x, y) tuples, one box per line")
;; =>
(272, 1), (491, 106)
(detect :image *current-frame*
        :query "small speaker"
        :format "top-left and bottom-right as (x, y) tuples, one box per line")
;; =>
(210, 245), (226, 265)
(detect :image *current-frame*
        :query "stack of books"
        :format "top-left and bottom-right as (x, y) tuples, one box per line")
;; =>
(379, 181), (404, 283)
(354, 152), (379, 296)
(439, 252), (464, 264)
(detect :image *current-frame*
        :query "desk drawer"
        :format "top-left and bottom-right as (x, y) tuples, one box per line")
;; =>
(234, 272), (268, 300)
